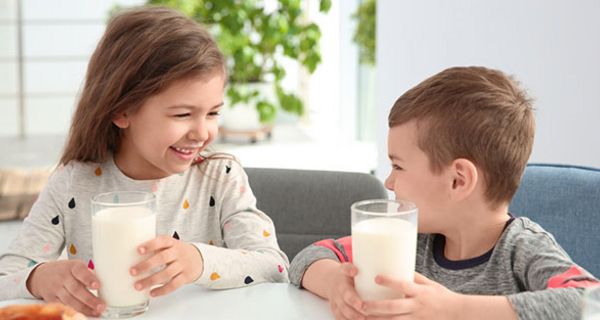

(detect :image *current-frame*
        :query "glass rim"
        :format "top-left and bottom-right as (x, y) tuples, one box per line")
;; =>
(351, 199), (417, 217)
(91, 191), (156, 207)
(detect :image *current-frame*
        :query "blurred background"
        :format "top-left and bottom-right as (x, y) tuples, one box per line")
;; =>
(1, 0), (599, 182)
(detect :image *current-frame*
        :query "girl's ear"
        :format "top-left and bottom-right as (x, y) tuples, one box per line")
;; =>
(449, 158), (478, 201)
(112, 112), (129, 129)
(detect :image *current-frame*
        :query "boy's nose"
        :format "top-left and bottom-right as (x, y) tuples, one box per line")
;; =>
(384, 174), (394, 191)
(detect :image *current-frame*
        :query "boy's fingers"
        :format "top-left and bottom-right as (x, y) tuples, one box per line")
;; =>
(342, 290), (365, 314)
(362, 298), (412, 316)
(334, 296), (365, 320)
(339, 304), (366, 320)
(340, 263), (358, 277)
(413, 272), (435, 285)
(374, 275), (418, 296)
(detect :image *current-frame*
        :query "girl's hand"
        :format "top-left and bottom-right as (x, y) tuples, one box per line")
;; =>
(130, 236), (203, 297)
(362, 272), (461, 320)
(26, 260), (105, 317)
(327, 263), (368, 320)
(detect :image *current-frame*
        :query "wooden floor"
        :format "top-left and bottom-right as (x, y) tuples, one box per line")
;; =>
(0, 169), (51, 221)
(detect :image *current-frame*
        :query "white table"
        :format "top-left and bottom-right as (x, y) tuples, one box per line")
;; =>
(0, 283), (334, 319)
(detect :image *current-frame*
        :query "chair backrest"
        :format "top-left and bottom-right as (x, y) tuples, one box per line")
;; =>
(509, 163), (600, 277)
(246, 168), (388, 260)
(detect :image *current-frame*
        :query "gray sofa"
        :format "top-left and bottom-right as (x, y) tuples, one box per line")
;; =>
(248, 164), (600, 277)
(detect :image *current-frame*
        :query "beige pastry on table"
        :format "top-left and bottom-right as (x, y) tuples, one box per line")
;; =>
(0, 302), (86, 320)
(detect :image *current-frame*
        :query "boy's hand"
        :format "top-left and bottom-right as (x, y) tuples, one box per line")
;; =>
(130, 236), (203, 297)
(326, 263), (368, 320)
(362, 272), (460, 320)
(26, 260), (105, 317)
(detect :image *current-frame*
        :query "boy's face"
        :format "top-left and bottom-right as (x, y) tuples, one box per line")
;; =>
(385, 121), (452, 233)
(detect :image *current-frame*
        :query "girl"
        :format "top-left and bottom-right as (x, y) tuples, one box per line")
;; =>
(0, 6), (289, 317)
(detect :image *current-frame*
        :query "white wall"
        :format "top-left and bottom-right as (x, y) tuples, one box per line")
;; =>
(0, 0), (144, 137)
(376, 0), (600, 180)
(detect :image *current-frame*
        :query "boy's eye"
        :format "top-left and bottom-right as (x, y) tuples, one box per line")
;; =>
(392, 164), (403, 171)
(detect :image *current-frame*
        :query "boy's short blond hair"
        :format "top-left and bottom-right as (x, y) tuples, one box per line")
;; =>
(388, 66), (535, 208)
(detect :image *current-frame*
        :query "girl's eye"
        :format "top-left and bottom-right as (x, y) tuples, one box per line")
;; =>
(208, 111), (221, 117)
(174, 113), (191, 118)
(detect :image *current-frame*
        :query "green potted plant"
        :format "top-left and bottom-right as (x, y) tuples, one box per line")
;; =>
(352, 0), (375, 66)
(352, 0), (376, 142)
(148, 0), (331, 139)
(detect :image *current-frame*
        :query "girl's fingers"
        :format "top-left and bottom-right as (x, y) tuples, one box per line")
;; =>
(56, 287), (99, 317)
(135, 262), (182, 290)
(138, 236), (176, 255)
(149, 273), (187, 297)
(63, 277), (104, 313)
(71, 262), (100, 290)
(131, 247), (176, 275)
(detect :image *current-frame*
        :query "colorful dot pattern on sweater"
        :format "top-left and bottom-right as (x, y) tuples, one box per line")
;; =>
(10, 157), (288, 296)
(68, 198), (76, 209)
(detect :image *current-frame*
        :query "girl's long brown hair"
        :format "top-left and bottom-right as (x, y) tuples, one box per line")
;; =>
(60, 6), (225, 165)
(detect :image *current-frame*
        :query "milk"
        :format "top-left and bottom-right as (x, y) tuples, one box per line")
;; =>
(92, 206), (156, 307)
(352, 218), (417, 301)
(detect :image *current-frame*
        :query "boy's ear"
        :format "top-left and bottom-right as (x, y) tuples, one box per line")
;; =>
(112, 112), (130, 129)
(449, 158), (478, 200)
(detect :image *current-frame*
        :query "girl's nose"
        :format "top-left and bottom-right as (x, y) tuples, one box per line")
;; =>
(188, 120), (209, 142)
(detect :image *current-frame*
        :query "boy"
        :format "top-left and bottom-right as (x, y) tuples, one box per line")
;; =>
(290, 66), (598, 320)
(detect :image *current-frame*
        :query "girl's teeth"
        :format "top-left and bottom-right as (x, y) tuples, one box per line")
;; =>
(174, 147), (192, 154)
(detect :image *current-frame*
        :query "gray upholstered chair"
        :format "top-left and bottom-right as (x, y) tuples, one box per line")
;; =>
(509, 163), (600, 277)
(246, 168), (388, 260)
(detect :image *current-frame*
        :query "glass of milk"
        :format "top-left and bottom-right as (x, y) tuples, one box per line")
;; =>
(351, 199), (418, 301)
(91, 191), (157, 318)
(582, 286), (600, 319)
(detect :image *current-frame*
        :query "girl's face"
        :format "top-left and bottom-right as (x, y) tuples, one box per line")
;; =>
(113, 73), (225, 180)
